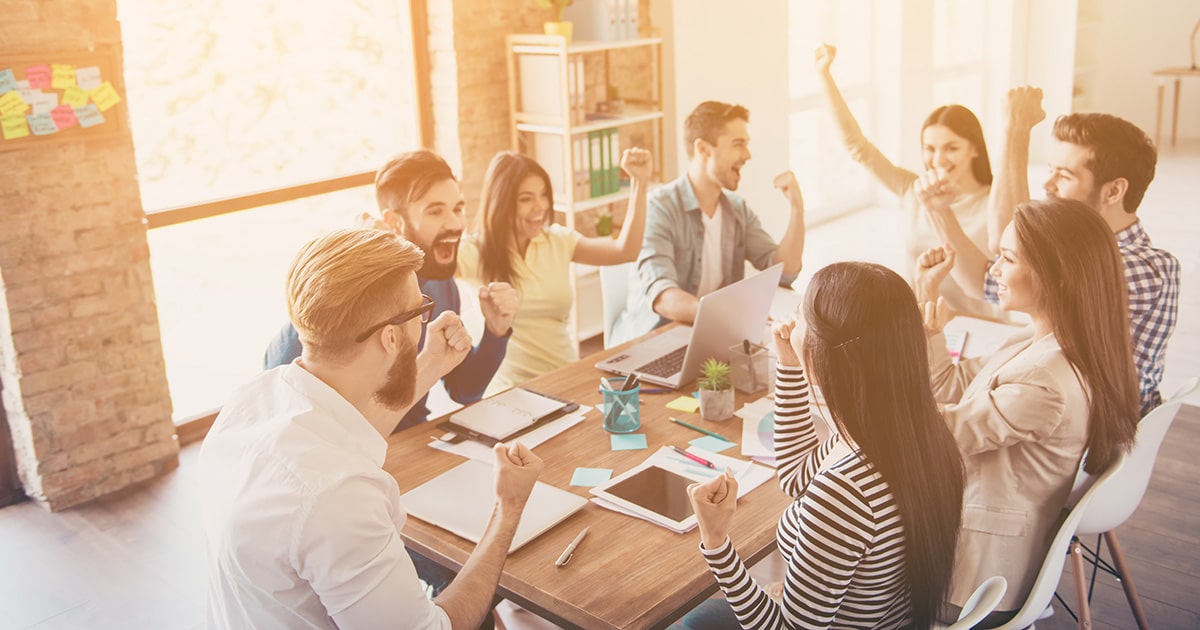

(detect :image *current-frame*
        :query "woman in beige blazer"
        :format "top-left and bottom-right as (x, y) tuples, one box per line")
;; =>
(918, 198), (1140, 625)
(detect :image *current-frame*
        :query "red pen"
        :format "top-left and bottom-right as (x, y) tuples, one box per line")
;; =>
(670, 445), (715, 469)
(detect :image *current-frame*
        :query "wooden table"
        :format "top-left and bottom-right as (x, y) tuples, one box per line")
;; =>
(383, 326), (791, 629)
(1153, 66), (1200, 147)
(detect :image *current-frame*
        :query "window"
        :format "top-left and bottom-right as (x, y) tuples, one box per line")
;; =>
(787, 0), (890, 222)
(118, 0), (422, 421)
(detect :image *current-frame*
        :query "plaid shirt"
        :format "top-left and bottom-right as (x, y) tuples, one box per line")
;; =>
(985, 220), (1180, 416)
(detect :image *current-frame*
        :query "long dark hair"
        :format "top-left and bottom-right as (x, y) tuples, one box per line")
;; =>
(802, 262), (964, 629)
(923, 105), (993, 186)
(1012, 199), (1139, 473)
(474, 151), (554, 286)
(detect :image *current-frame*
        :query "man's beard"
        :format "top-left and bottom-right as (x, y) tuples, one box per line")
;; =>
(373, 335), (419, 410)
(412, 230), (461, 280)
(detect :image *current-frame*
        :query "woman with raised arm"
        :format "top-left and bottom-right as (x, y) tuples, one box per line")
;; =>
(918, 198), (1140, 626)
(815, 43), (997, 318)
(458, 148), (652, 395)
(678, 262), (965, 629)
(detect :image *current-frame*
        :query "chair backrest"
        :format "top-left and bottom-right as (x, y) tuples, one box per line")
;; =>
(600, 262), (634, 349)
(993, 451), (1127, 630)
(946, 576), (1007, 630)
(1075, 377), (1198, 535)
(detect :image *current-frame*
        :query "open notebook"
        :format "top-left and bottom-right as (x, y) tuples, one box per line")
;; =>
(402, 459), (588, 552)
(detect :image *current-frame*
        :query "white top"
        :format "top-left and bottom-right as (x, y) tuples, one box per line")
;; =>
(199, 363), (451, 630)
(696, 207), (725, 297)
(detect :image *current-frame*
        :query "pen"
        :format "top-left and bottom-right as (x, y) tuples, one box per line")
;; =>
(555, 527), (589, 567)
(669, 417), (733, 442)
(670, 445), (715, 469)
(598, 385), (670, 395)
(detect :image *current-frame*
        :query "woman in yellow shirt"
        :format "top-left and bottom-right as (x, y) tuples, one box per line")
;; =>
(459, 148), (652, 394)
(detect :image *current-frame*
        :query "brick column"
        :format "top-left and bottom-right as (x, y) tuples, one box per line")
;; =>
(0, 1), (178, 510)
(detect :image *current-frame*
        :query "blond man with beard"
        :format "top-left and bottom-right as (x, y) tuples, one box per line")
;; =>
(202, 229), (543, 629)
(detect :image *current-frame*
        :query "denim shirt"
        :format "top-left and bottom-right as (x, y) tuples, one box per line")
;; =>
(610, 174), (795, 345)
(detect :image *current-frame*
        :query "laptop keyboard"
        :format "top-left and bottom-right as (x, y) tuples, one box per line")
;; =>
(635, 345), (687, 377)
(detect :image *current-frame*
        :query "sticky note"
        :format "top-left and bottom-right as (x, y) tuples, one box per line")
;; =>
(90, 81), (121, 112)
(570, 467), (613, 487)
(51, 64), (75, 89)
(74, 104), (105, 128)
(1, 115), (30, 140)
(51, 104), (77, 130)
(0, 91), (26, 117)
(611, 433), (648, 451)
(75, 66), (101, 91)
(690, 435), (736, 453)
(61, 85), (90, 109)
(666, 396), (701, 413)
(26, 114), (57, 136)
(25, 65), (51, 89)
(30, 92), (57, 117)
(0, 69), (16, 94)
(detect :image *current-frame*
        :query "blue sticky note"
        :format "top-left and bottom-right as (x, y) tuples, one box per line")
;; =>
(690, 435), (736, 453)
(0, 69), (17, 94)
(26, 114), (57, 136)
(570, 467), (613, 487)
(610, 433), (648, 451)
(75, 103), (105, 128)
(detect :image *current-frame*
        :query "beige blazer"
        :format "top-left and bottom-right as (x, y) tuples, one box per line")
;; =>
(929, 327), (1089, 611)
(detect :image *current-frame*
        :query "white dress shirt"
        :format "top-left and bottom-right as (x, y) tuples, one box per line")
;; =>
(199, 363), (451, 630)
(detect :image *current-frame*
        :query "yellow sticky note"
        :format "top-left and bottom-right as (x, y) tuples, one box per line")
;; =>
(51, 63), (76, 89)
(61, 85), (90, 109)
(0, 91), (27, 117)
(90, 81), (121, 112)
(2, 115), (30, 140)
(666, 396), (701, 413)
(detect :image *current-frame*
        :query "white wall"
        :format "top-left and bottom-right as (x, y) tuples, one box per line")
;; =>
(1089, 0), (1200, 143)
(662, 0), (792, 235)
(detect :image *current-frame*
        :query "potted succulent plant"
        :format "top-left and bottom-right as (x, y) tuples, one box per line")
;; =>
(537, 0), (575, 42)
(697, 357), (734, 422)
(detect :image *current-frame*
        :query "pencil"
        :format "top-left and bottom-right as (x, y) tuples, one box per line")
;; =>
(669, 417), (733, 443)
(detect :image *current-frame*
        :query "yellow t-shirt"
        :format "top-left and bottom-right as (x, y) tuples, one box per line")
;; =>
(458, 224), (582, 395)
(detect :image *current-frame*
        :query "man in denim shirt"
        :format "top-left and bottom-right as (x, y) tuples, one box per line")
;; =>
(610, 101), (806, 345)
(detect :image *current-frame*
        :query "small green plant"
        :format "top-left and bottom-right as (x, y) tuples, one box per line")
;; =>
(594, 209), (612, 236)
(536, 0), (574, 21)
(698, 358), (731, 391)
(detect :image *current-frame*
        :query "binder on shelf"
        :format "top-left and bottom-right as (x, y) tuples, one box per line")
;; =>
(624, 0), (639, 39)
(589, 130), (605, 198)
(606, 128), (620, 194)
(562, 0), (622, 42)
(573, 136), (590, 201)
(572, 57), (586, 125)
(532, 133), (568, 199)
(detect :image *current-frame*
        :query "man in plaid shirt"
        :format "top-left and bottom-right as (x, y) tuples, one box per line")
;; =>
(915, 88), (1179, 417)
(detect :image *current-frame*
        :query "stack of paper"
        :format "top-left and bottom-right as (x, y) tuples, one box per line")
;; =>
(736, 397), (776, 466)
(429, 407), (590, 461)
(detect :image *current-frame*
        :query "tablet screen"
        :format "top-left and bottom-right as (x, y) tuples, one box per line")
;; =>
(603, 465), (695, 522)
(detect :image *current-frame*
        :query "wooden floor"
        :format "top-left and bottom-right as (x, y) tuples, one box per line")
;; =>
(0, 405), (1196, 629)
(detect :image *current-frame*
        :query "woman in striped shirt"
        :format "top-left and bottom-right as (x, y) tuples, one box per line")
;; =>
(680, 262), (965, 629)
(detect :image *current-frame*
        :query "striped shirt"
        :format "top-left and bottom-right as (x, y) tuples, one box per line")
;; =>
(700, 365), (912, 629)
(985, 219), (1179, 416)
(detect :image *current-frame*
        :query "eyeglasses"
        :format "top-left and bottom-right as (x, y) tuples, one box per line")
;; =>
(354, 294), (436, 343)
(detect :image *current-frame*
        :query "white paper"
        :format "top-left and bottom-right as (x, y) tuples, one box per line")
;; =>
(30, 92), (57, 117)
(737, 397), (775, 459)
(75, 66), (102, 91)
(428, 408), (589, 461)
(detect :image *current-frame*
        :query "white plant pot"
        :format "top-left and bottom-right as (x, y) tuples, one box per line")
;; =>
(698, 388), (734, 422)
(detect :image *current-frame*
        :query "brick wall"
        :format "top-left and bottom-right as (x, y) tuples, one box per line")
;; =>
(0, 0), (179, 510)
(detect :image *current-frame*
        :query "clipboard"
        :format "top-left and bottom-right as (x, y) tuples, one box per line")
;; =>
(438, 388), (580, 446)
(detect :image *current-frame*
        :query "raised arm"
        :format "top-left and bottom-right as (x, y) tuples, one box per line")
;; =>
(815, 44), (918, 198)
(769, 172), (806, 279)
(770, 321), (842, 497)
(573, 148), (651, 266)
(915, 174), (991, 300)
(987, 86), (1045, 253)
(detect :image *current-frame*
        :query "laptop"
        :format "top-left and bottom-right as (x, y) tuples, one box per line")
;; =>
(595, 263), (784, 389)
(401, 459), (587, 553)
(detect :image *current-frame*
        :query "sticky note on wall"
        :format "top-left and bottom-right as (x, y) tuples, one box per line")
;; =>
(90, 82), (121, 111)
(0, 69), (17, 94)
(61, 86), (90, 109)
(51, 64), (76, 89)
(25, 65), (51, 89)
(74, 103), (104, 128)
(26, 114), (57, 136)
(74, 66), (101, 91)
(51, 104), (78, 130)
(2, 115), (30, 140)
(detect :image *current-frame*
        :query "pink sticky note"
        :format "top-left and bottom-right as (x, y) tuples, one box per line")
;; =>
(25, 65), (51, 89)
(51, 104), (77, 130)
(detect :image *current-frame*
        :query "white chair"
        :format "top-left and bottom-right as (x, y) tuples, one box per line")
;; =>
(1061, 376), (1199, 630)
(599, 261), (634, 349)
(941, 576), (1008, 630)
(991, 451), (1126, 630)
